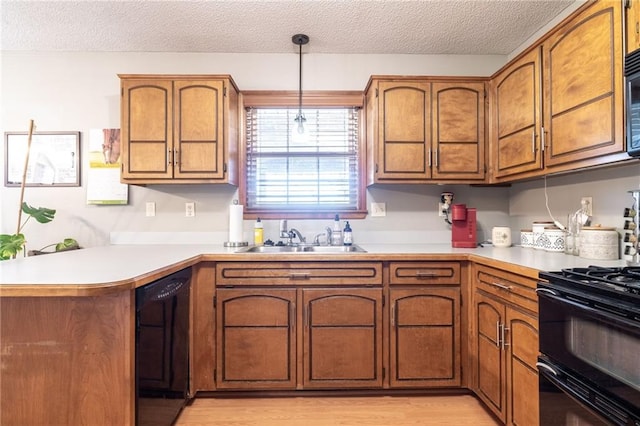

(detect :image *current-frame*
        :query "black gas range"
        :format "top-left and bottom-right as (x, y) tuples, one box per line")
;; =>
(537, 266), (640, 426)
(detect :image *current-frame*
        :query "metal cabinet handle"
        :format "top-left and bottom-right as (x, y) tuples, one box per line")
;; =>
(502, 325), (510, 350)
(434, 150), (439, 168)
(490, 282), (512, 291)
(532, 130), (536, 154)
(391, 305), (395, 327)
(416, 271), (435, 278)
(541, 126), (546, 152)
(428, 148), (432, 167)
(167, 149), (172, 165)
(174, 148), (179, 166)
(496, 321), (501, 348)
(289, 273), (310, 280)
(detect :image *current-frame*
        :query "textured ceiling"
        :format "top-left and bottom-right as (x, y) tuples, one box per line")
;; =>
(1, 0), (576, 55)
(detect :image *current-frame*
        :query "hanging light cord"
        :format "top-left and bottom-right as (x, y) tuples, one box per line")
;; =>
(297, 40), (303, 120)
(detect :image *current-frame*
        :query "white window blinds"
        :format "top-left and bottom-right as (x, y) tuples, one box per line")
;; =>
(245, 107), (360, 212)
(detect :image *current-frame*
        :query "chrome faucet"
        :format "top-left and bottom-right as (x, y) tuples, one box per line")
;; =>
(313, 226), (333, 245)
(279, 220), (306, 245)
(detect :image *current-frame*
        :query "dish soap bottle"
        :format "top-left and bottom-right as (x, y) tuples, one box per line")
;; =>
(254, 217), (264, 245)
(343, 221), (353, 246)
(331, 214), (343, 246)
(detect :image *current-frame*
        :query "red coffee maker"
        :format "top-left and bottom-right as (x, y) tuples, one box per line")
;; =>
(451, 204), (477, 248)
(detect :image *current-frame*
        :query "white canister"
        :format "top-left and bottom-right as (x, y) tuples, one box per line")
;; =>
(543, 227), (565, 252)
(520, 229), (534, 248)
(492, 227), (512, 247)
(532, 221), (554, 250)
(579, 226), (619, 260)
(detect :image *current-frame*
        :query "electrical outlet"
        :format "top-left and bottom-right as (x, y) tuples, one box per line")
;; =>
(185, 202), (195, 217)
(371, 202), (386, 217)
(145, 202), (156, 217)
(581, 197), (593, 216)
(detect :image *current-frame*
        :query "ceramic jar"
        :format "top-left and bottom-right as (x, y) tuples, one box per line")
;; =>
(520, 229), (533, 248)
(579, 226), (619, 260)
(543, 226), (565, 252)
(492, 227), (512, 247)
(532, 221), (554, 250)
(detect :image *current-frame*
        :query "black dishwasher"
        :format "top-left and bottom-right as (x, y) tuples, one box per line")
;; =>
(135, 268), (191, 426)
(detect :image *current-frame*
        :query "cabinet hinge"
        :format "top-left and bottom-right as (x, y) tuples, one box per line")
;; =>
(483, 89), (487, 99)
(121, 88), (124, 97)
(213, 296), (216, 307)
(223, 163), (227, 173)
(224, 86), (227, 97)
(382, 295), (385, 307)
(382, 367), (386, 380)
(375, 164), (379, 173)
(213, 369), (216, 379)
(375, 88), (379, 98)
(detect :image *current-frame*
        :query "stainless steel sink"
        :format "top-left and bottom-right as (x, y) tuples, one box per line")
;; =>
(236, 244), (367, 254)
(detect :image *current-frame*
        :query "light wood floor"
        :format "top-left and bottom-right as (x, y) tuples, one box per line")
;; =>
(175, 395), (500, 425)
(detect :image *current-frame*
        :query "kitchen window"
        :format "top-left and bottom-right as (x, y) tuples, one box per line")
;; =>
(240, 92), (366, 219)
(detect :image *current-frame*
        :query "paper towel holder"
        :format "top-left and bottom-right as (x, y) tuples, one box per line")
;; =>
(224, 200), (249, 247)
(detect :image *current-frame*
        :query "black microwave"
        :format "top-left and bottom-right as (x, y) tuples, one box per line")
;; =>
(625, 49), (640, 156)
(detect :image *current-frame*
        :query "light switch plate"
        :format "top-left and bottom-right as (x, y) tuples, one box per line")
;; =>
(146, 202), (156, 217)
(185, 202), (195, 217)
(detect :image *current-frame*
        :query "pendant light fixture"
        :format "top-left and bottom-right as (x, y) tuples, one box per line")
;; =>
(292, 33), (309, 134)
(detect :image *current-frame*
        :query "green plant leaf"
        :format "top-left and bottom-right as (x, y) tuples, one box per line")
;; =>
(55, 238), (79, 251)
(22, 202), (56, 224)
(0, 233), (26, 260)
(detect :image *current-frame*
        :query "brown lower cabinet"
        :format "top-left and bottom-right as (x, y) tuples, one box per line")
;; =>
(473, 264), (539, 426)
(214, 262), (384, 390)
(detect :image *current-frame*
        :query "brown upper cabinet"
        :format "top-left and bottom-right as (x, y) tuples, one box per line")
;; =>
(119, 75), (239, 185)
(365, 77), (487, 185)
(490, 0), (626, 183)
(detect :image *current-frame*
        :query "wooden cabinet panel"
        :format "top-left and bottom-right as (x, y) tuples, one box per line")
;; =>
(491, 48), (542, 179)
(216, 262), (382, 286)
(475, 291), (507, 423)
(432, 82), (486, 180)
(365, 77), (488, 184)
(389, 261), (460, 285)
(377, 81), (431, 180)
(216, 289), (296, 389)
(474, 264), (537, 313)
(543, 0), (624, 167)
(302, 288), (383, 388)
(628, 0), (640, 53)
(120, 74), (238, 184)
(389, 288), (460, 387)
(121, 80), (173, 179)
(506, 308), (539, 426)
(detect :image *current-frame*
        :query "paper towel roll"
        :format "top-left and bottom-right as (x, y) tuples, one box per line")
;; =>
(229, 204), (244, 243)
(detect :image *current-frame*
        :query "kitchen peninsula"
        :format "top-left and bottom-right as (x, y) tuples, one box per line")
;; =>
(0, 244), (626, 425)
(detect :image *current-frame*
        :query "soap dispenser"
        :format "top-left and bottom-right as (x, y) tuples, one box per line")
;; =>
(331, 214), (343, 246)
(343, 221), (353, 246)
(254, 217), (264, 245)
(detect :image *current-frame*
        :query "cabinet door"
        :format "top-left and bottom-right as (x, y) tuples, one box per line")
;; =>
(174, 80), (225, 179)
(302, 288), (383, 388)
(491, 48), (542, 179)
(627, 0), (640, 54)
(506, 307), (539, 426)
(216, 289), (296, 389)
(389, 288), (460, 388)
(432, 82), (486, 180)
(375, 81), (431, 181)
(121, 80), (173, 179)
(475, 291), (507, 423)
(543, 0), (624, 167)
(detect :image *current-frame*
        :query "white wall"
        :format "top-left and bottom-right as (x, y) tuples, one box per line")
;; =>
(1, 51), (509, 250)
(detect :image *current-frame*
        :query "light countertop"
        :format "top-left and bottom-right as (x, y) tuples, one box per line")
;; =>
(0, 243), (627, 291)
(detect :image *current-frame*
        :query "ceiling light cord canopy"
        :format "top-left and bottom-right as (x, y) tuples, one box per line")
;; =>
(292, 34), (309, 134)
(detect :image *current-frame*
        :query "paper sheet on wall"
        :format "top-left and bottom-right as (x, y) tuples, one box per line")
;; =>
(86, 128), (128, 205)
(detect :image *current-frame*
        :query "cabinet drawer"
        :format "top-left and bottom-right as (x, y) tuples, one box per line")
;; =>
(217, 262), (382, 286)
(389, 262), (460, 285)
(474, 264), (537, 312)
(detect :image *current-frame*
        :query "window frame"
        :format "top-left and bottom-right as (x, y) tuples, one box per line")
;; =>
(239, 91), (367, 220)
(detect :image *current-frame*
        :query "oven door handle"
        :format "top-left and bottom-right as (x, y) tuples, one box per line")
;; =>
(535, 287), (559, 296)
(536, 361), (558, 376)
(537, 289), (640, 331)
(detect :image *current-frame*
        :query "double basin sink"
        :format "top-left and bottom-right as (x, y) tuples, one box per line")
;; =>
(237, 244), (367, 254)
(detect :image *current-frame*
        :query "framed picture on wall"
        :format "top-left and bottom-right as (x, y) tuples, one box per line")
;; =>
(4, 131), (81, 187)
